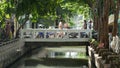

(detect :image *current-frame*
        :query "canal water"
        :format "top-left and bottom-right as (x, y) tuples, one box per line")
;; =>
(7, 46), (94, 68)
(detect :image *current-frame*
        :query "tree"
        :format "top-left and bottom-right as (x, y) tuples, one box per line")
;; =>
(15, 0), (90, 31)
(1, 0), (119, 48)
(1, 0), (90, 37)
(112, 0), (120, 36)
(13, 0), (62, 37)
(0, 0), (13, 28)
(86, 0), (120, 49)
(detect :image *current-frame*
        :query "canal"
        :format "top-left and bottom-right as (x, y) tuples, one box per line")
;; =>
(7, 46), (95, 68)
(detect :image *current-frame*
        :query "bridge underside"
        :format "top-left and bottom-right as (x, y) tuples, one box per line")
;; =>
(25, 42), (90, 47)
(25, 42), (90, 55)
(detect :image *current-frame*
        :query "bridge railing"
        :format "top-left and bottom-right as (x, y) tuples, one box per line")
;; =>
(20, 29), (92, 42)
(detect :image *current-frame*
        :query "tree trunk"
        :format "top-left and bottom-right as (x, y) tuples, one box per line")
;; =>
(15, 15), (29, 38)
(112, 0), (120, 36)
(91, 2), (98, 31)
(100, 0), (109, 48)
(97, 0), (104, 41)
(98, 16), (103, 41)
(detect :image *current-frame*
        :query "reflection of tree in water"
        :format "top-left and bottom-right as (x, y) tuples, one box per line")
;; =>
(55, 52), (65, 56)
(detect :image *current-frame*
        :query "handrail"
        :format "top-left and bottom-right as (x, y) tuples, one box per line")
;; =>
(0, 39), (19, 47)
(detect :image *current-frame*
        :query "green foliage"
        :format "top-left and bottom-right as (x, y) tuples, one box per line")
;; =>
(0, 0), (15, 28)
(54, 0), (90, 25)
(15, 0), (90, 26)
(89, 39), (99, 47)
(0, 0), (8, 27)
(60, 0), (90, 17)
(15, 0), (61, 19)
(69, 21), (75, 26)
(0, 0), (91, 28)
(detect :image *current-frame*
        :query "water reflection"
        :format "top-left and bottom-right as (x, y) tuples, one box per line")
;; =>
(8, 46), (90, 68)
(47, 51), (86, 59)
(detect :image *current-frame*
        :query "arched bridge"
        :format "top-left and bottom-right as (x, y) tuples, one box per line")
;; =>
(20, 29), (92, 50)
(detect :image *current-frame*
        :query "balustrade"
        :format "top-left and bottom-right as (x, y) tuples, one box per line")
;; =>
(20, 29), (92, 42)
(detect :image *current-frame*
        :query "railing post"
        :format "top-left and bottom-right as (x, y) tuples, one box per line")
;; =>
(66, 29), (69, 39)
(31, 29), (34, 39)
(78, 30), (80, 38)
(20, 29), (23, 39)
(55, 29), (57, 39)
(89, 30), (92, 38)
(33, 29), (35, 39)
(44, 29), (46, 39)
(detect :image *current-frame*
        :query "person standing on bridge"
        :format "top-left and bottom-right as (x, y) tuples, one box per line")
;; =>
(83, 20), (87, 29)
(87, 20), (93, 30)
(58, 21), (63, 30)
(57, 21), (64, 38)
(81, 20), (88, 38)
(63, 23), (69, 29)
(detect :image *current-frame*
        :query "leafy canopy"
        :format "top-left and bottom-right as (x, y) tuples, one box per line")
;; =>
(0, 0), (90, 26)
(0, 0), (14, 28)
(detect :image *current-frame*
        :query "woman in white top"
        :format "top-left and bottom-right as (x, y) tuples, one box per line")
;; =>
(57, 22), (64, 38)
